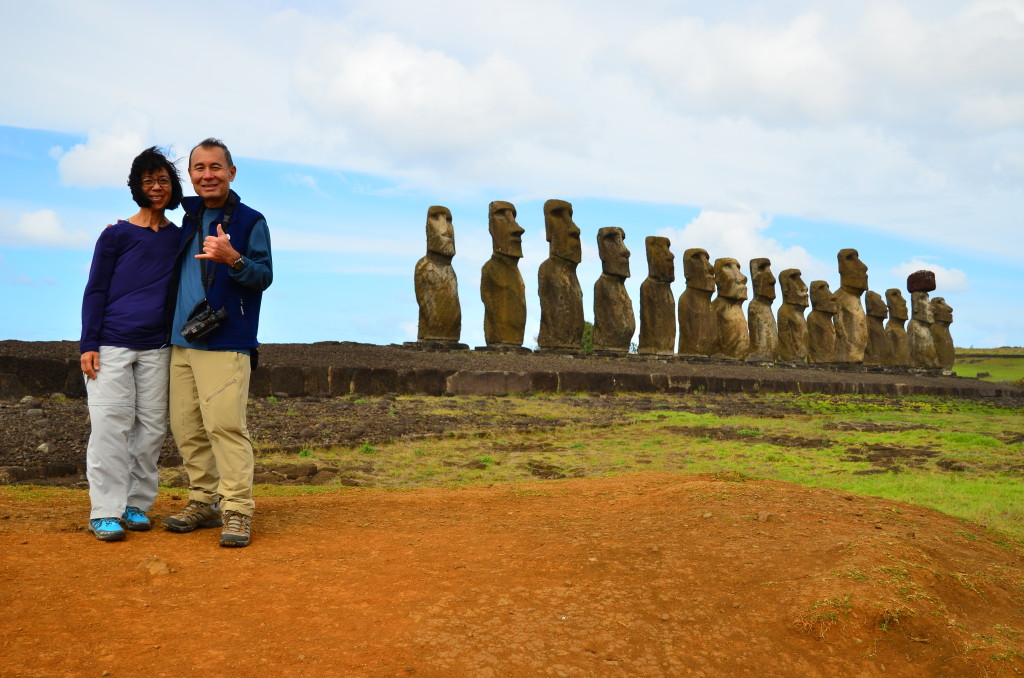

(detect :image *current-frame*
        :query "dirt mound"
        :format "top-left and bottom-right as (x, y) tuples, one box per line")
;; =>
(2, 473), (1021, 677)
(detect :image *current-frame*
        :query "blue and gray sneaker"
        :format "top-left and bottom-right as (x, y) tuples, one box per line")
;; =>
(88, 517), (126, 542)
(122, 506), (152, 532)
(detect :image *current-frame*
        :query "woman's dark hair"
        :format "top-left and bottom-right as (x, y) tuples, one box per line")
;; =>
(128, 146), (184, 210)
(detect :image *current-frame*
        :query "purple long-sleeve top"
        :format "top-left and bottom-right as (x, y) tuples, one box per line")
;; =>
(80, 220), (181, 353)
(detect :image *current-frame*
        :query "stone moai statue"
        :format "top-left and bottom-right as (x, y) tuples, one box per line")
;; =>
(747, 258), (779, 361)
(480, 201), (527, 349)
(907, 270), (940, 369)
(834, 248), (868, 363)
(592, 227), (635, 353)
(930, 297), (955, 370)
(884, 289), (911, 367)
(710, 258), (749, 359)
(863, 291), (893, 366)
(638, 236), (676, 355)
(777, 269), (810, 362)
(677, 248), (716, 356)
(537, 199), (584, 350)
(414, 206), (462, 344)
(807, 281), (838, 363)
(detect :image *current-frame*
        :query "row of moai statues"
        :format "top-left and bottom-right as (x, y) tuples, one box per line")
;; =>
(413, 200), (954, 370)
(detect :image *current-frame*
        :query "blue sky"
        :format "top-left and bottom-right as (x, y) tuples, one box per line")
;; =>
(1, 1), (1022, 349)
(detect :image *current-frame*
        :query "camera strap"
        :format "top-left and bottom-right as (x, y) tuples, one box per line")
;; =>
(193, 192), (240, 292)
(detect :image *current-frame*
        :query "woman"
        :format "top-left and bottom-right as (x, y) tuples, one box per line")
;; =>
(80, 147), (183, 541)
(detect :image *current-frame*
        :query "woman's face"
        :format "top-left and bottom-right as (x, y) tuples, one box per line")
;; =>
(141, 169), (172, 210)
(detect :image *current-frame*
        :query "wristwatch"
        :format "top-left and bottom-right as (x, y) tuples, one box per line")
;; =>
(230, 256), (245, 271)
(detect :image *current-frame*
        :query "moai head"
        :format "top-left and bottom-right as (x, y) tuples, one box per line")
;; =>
(425, 206), (455, 258)
(544, 199), (582, 264)
(750, 258), (776, 302)
(780, 269), (809, 308)
(931, 297), (953, 324)
(597, 227), (630, 278)
(865, 291), (888, 319)
(810, 281), (837, 314)
(911, 292), (934, 323)
(838, 248), (868, 293)
(488, 201), (524, 259)
(645, 236), (675, 283)
(714, 258), (748, 301)
(683, 248), (714, 291)
(886, 289), (908, 321)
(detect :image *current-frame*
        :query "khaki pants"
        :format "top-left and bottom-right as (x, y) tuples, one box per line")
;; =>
(169, 346), (254, 516)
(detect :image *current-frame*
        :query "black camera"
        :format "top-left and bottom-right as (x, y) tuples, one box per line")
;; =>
(181, 300), (228, 343)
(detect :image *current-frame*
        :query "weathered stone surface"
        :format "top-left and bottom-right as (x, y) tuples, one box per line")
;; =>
(777, 269), (809, 362)
(538, 199), (584, 349)
(593, 227), (635, 353)
(271, 366), (305, 397)
(863, 291), (892, 366)
(909, 291), (940, 368)
(807, 281), (837, 363)
(907, 269), (936, 293)
(328, 366), (355, 396)
(302, 366), (330, 396)
(415, 206), (461, 342)
(930, 297), (954, 370)
(834, 249), (868, 363)
(884, 289), (910, 367)
(711, 258), (749, 360)
(447, 370), (532, 396)
(350, 368), (401, 395)
(677, 248), (716, 356)
(558, 371), (614, 394)
(638, 236), (675, 355)
(0, 373), (23, 399)
(249, 366), (272, 396)
(747, 258), (778, 360)
(481, 201), (526, 348)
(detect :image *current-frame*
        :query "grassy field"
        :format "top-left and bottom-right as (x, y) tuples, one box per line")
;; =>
(954, 354), (1024, 383)
(245, 392), (1024, 544)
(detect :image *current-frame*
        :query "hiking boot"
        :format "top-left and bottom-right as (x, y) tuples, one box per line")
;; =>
(163, 500), (222, 533)
(122, 506), (151, 531)
(220, 511), (251, 548)
(88, 517), (126, 542)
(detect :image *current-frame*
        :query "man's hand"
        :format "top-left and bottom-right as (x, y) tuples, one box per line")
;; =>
(196, 224), (240, 264)
(81, 351), (100, 380)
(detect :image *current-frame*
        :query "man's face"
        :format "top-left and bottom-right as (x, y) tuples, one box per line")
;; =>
(544, 204), (581, 263)
(426, 207), (455, 257)
(714, 258), (747, 301)
(780, 269), (808, 308)
(684, 249), (714, 291)
(489, 202), (524, 259)
(598, 227), (630, 278)
(141, 168), (172, 211)
(189, 145), (236, 208)
(646, 237), (675, 283)
(751, 258), (776, 300)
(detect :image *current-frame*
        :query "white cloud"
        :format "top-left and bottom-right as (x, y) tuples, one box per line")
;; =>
(890, 259), (971, 294)
(57, 111), (153, 188)
(0, 209), (93, 249)
(657, 207), (830, 284)
(270, 227), (421, 255)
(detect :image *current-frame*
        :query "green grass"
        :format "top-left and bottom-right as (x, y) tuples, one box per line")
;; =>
(954, 355), (1024, 383)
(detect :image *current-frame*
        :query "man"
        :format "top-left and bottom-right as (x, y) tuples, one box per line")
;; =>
(163, 138), (272, 548)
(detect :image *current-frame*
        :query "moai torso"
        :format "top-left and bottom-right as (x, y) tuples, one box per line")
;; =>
(834, 249), (868, 363)
(863, 291), (892, 366)
(592, 227), (635, 352)
(415, 206), (461, 342)
(930, 297), (955, 370)
(537, 199), (584, 349)
(908, 291), (940, 369)
(710, 258), (749, 360)
(776, 269), (809, 362)
(807, 281), (837, 363)
(747, 258), (778, 360)
(677, 248), (716, 356)
(884, 289), (910, 367)
(638, 236), (675, 355)
(481, 201), (526, 347)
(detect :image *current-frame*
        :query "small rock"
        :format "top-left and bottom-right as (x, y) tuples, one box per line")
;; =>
(25, 409), (44, 418)
(757, 511), (772, 522)
(50, 392), (66, 401)
(36, 443), (52, 454)
(702, 512), (713, 519)
(20, 396), (42, 408)
(137, 556), (171, 577)
(298, 428), (316, 439)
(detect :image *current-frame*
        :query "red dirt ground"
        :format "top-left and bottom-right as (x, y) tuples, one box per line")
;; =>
(2, 473), (1022, 677)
